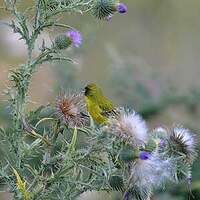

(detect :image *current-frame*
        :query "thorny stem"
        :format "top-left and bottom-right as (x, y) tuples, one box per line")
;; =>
(4, 0), (94, 127)
(28, 167), (44, 191)
(45, 0), (94, 20)
(34, 0), (40, 29)
(2, 1), (86, 180)
(54, 23), (75, 29)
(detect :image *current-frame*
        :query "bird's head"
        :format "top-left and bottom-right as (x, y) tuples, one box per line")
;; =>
(84, 83), (103, 97)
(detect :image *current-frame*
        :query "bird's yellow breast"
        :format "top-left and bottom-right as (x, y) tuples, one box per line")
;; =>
(85, 96), (107, 124)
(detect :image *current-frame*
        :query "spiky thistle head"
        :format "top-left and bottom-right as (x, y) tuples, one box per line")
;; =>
(54, 29), (82, 49)
(92, 0), (118, 20)
(55, 92), (87, 127)
(54, 34), (72, 50)
(105, 108), (148, 147)
(168, 126), (198, 164)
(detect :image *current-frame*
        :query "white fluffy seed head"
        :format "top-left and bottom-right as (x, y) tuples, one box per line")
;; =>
(131, 154), (176, 189)
(169, 126), (198, 163)
(105, 108), (148, 147)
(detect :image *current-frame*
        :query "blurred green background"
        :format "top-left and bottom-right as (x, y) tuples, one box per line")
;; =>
(0, 0), (200, 199)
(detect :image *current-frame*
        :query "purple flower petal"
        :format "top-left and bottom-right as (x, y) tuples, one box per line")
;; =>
(116, 3), (128, 14)
(106, 15), (113, 21)
(139, 151), (151, 160)
(66, 29), (82, 47)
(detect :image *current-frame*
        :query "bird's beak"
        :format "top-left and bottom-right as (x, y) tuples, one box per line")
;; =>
(80, 88), (85, 94)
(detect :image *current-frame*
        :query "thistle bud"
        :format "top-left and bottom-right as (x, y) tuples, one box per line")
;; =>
(116, 3), (128, 13)
(92, 0), (117, 20)
(119, 147), (136, 162)
(145, 139), (157, 152)
(54, 34), (72, 50)
(54, 29), (82, 50)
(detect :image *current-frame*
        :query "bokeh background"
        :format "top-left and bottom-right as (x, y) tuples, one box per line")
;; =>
(0, 0), (200, 199)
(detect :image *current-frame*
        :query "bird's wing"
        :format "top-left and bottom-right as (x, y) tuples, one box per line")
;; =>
(98, 97), (117, 117)
(86, 98), (108, 124)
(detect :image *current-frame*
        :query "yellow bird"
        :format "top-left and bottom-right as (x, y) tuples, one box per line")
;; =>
(84, 83), (116, 124)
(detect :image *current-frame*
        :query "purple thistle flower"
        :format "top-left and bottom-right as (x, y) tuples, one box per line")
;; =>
(66, 29), (82, 47)
(116, 3), (128, 14)
(123, 192), (130, 200)
(139, 151), (151, 160)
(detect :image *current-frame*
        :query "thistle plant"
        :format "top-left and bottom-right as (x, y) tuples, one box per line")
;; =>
(0, 0), (198, 200)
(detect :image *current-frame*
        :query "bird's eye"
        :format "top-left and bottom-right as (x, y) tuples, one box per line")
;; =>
(84, 86), (90, 95)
